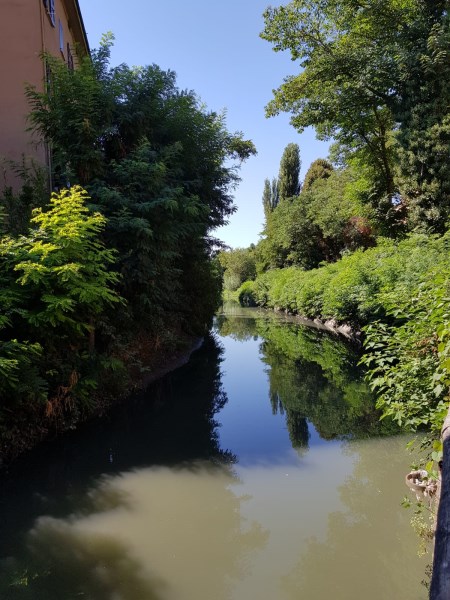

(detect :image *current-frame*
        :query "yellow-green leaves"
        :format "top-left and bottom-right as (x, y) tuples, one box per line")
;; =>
(11, 186), (122, 332)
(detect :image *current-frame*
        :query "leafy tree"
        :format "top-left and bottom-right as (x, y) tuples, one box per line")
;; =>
(219, 247), (257, 292)
(262, 177), (280, 220)
(0, 186), (123, 431)
(261, 0), (450, 231)
(257, 143), (306, 271)
(257, 194), (323, 270)
(302, 159), (333, 192)
(261, 1), (398, 218)
(306, 169), (375, 260)
(262, 178), (272, 221)
(26, 51), (112, 186)
(271, 177), (279, 211)
(394, 5), (450, 230)
(258, 164), (375, 270)
(278, 142), (301, 201)
(26, 36), (256, 335)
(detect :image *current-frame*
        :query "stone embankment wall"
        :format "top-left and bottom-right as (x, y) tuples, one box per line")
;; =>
(430, 408), (450, 599)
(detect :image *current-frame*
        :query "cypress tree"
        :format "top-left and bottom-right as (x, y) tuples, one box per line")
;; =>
(278, 143), (301, 202)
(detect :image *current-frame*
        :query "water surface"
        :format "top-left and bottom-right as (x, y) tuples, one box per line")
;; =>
(0, 306), (428, 599)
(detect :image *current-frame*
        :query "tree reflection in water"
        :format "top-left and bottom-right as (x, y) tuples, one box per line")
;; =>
(215, 306), (399, 449)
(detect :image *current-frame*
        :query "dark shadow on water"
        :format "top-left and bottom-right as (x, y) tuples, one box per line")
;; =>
(1, 530), (167, 600)
(0, 334), (232, 560)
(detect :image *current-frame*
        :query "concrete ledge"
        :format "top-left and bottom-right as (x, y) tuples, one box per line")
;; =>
(430, 406), (450, 599)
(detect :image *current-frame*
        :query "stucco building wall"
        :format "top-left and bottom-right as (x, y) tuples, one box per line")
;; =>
(0, 0), (89, 190)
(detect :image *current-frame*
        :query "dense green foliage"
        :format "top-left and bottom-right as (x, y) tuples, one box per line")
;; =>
(246, 233), (449, 322)
(237, 281), (258, 307)
(0, 186), (122, 430)
(218, 246), (257, 292)
(257, 164), (375, 271)
(361, 268), (450, 435)
(302, 158), (333, 192)
(0, 36), (255, 458)
(25, 38), (255, 332)
(277, 142), (301, 202)
(261, 0), (450, 232)
(262, 177), (279, 219)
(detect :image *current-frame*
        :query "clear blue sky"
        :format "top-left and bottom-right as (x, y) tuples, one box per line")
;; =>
(78, 0), (329, 248)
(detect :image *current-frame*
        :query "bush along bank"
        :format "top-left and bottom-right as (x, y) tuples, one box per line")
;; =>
(0, 187), (204, 467)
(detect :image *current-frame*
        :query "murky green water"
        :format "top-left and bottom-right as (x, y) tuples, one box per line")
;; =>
(0, 305), (428, 599)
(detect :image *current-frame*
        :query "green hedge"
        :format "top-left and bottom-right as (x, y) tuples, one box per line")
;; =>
(242, 233), (450, 326)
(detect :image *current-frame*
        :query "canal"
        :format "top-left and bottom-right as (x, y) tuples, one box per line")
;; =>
(0, 305), (428, 599)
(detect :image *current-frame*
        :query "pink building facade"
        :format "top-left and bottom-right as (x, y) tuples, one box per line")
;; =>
(0, 0), (89, 190)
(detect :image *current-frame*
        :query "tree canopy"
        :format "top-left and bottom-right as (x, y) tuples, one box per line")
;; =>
(261, 0), (450, 231)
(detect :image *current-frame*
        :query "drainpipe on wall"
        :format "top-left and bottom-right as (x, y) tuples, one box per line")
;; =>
(38, 0), (53, 192)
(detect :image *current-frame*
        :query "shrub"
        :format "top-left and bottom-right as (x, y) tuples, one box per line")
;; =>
(361, 269), (450, 434)
(238, 280), (257, 307)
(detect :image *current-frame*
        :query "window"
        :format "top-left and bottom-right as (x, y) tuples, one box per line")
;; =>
(49, 0), (55, 25)
(43, 0), (55, 26)
(59, 20), (64, 55)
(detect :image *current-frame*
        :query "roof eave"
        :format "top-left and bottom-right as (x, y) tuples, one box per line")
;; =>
(70, 0), (90, 56)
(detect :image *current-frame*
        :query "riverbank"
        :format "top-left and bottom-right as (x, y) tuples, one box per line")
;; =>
(0, 334), (203, 470)
(222, 298), (361, 343)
